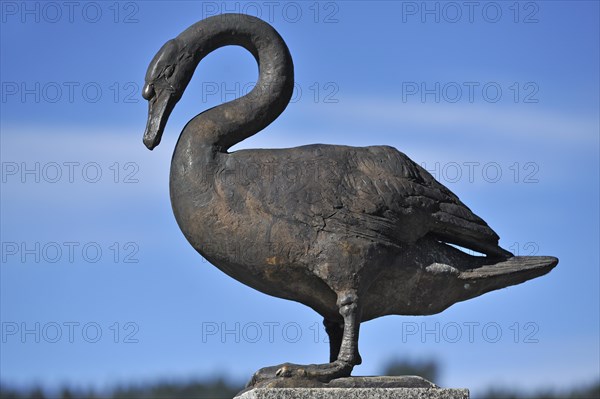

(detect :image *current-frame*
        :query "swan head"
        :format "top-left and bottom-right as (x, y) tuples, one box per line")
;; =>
(142, 38), (195, 150)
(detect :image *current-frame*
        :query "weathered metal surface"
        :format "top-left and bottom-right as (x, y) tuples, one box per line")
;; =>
(142, 13), (557, 389)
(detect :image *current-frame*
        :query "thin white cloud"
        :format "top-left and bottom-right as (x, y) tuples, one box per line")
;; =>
(301, 97), (599, 145)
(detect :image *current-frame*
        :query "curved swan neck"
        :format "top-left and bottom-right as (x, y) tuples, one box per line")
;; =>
(177, 14), (294, 151)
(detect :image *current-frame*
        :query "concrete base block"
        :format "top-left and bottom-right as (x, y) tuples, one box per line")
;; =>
(238, 387), (470, 399)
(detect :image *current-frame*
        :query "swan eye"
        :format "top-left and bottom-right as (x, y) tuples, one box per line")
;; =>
(164, 65), (175, 78)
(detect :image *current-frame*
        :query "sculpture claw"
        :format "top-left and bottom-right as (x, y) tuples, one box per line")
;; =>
(247, 363), (289, 387)
(275, 364), (306, 378)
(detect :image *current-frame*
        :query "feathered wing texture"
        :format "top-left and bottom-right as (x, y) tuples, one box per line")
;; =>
(228, 144), (510, 257)
(340, 146), (510, 257)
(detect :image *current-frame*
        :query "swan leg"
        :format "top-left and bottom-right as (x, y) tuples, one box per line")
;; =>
(247, 291), (362, 387)
(336, 291), (363, 366)
(323, 318), (343, 363)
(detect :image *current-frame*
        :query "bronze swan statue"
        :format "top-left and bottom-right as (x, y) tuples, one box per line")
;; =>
(142, 14), (557, 389)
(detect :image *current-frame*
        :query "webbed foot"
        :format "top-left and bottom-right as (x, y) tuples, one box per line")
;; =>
(247, 360), (353, 388)
(245, 290), (362, 390)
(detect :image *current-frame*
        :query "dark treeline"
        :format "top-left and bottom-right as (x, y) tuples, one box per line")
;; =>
(1, 360), (598, 399)
(0, 379), (239, 399)
(474, 382), (600, 399)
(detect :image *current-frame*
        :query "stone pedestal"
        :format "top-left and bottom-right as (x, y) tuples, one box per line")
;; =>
(238, 387), (470, 399)
(237, 377), (469, 398)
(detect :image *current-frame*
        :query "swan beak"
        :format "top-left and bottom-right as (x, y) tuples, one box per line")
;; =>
(143, 87), (176, 150)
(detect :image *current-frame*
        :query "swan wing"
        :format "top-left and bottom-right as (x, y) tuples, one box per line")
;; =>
(228, 144), (509, 257)
(340, 146), (510, 257)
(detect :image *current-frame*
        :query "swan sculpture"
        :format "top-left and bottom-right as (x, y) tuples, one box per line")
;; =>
(142, 14), (557, 389)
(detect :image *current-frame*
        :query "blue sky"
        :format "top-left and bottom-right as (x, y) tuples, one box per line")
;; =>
(1, 1), (598, 396)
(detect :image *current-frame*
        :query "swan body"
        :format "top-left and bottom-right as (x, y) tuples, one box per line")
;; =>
(143, 13), (557, 388)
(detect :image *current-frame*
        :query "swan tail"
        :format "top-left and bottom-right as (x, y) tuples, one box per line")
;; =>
(458, 255), (558, 294)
